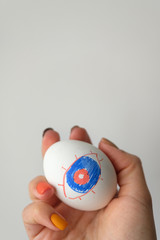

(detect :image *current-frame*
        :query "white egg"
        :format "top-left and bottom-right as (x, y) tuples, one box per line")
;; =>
(43, 140), (117, 211)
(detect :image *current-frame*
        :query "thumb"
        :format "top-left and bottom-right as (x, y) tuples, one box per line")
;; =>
(99, 138), (151, 206)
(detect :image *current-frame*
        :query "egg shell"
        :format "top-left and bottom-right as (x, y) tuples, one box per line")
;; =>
(43, 140), (117, 211)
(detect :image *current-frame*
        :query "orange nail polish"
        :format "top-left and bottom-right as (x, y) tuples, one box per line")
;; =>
(36, 182), (52, 195)
(51, 213), (68, 230)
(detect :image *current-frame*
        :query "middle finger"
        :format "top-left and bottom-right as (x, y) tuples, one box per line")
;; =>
(69, 126), (92, 143)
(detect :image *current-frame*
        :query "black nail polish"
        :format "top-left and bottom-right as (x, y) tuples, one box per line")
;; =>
(42, 128), (54, 137)
(71, 125), (79, 132)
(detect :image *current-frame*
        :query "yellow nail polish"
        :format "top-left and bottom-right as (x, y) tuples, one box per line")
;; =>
(51, 213), (68, 230)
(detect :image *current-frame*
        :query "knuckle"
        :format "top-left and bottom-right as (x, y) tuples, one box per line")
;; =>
(129, 154), (142, 167)
(144, 189), (153, 207)
(22, 203), (33, 221)
(120, 151), (142, 166)
(33, 202), (43, 219)
(133, 156), (142, 165)
(22, 206), (26, 220)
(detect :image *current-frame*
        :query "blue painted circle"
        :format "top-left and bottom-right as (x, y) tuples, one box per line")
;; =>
(66, 156), (101, 193)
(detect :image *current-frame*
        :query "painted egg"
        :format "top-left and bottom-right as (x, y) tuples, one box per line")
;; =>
(43, 140), (117, 211)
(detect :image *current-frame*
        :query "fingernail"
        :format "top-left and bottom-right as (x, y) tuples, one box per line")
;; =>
(51, 213), (68, 230)
(42, 128), (54, 137)
(101, 138), (118, 148)
(36, 182), (52, 195)
(71, 125), (79, 132)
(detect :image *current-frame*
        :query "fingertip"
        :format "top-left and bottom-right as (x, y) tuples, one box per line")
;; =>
(35, 182), (58, 205)
(36, 181), (54, 196)
(42, 128), (54, 137)
(99, 137), (118, 149)
(50, 213), (68, 231)
(29, 176), (57, 203)
(99, 138), (129, 173)
(70, 125), (79, 132)
(42, 128), (60, 157)
(70, 126), (92, 143)
(23, 202), (67, 232)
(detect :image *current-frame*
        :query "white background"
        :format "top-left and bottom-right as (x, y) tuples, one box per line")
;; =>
(0, 0), (160, 239)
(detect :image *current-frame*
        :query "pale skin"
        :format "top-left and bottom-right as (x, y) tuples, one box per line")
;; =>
(23, 126), (157, 240)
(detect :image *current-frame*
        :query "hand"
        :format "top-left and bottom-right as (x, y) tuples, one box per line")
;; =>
(22, 127), (157, 240)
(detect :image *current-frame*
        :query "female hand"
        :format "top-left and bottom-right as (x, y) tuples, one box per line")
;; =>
(22, 126), (157, 240)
